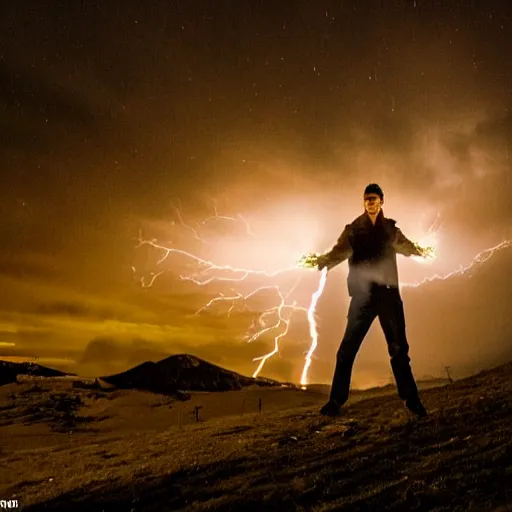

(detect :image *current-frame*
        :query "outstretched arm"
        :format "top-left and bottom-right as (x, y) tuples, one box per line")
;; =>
(393, 228), (423, 257)
(317, 226), (352, 270)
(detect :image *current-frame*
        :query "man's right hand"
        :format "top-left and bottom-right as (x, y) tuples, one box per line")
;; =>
(298, 253), (318, 269)
(298, 253), (328, 270)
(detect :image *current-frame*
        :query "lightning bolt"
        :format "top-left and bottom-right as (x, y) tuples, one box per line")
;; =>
(199, 207), (255, 237)
(403, 240), (511, 288)
(251, 284), (299, 378)
(300, 268), (328, 387)
(171, 199), (254, 243)
(134, 236), (297, 288)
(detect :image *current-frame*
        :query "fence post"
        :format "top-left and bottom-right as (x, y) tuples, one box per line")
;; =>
(444, 366), (453, 383)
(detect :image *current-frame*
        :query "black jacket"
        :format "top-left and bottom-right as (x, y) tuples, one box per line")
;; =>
(319, 210), (422, 296)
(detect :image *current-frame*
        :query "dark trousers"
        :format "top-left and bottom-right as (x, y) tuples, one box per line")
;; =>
(330, 285), (419, 404)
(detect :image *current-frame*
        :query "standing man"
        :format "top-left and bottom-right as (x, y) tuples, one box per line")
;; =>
(300, 184), (432, 418)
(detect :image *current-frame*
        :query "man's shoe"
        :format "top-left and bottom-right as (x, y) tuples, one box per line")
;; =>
(405, 398), (428, 418)
(320, 400), (342, 417)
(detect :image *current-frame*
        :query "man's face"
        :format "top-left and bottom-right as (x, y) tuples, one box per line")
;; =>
(364, 193), (383, 215)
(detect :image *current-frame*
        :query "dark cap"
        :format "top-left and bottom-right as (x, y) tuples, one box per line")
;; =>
(364, 183), (384, 199)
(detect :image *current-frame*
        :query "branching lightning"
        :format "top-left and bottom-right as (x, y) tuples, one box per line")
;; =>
(171, 199), (254, 243)
(134, 204), (511, 387)
(134, 205), (312, 382)
(403, 240), (511, 288)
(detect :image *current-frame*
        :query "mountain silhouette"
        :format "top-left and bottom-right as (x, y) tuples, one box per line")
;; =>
(100, 353), (287, 394)
(0, 360), (75, 386)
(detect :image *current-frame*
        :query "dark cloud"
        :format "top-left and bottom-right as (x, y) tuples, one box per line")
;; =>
(0, 63), (98, 137)
(80, 337), (169, 366)
(36, 301), (100, 319)
(0, 253), (56, 281)
(475, 112), (512, 151)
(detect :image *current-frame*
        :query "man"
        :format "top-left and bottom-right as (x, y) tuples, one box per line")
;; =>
(302, 184), (431, 418)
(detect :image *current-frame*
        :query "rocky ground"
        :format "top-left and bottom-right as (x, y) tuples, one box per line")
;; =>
(1, 364), (511, 511)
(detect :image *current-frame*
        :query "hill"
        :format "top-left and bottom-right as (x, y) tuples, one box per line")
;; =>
(100, 353), (289, 394)
(305, 378), (451, 397)
(0, 360), (74, 386)
(1, 360), (512, 510)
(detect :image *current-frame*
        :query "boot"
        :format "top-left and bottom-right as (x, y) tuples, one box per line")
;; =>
(320, 400), (343, 417)
(405, 398), (428, 418)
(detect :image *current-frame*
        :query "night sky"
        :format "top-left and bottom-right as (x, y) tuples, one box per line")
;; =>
(1, 1), (511, 384)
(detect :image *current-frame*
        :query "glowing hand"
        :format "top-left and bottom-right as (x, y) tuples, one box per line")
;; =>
(419, 246), (436, 259)
(298, 252), (320, 269)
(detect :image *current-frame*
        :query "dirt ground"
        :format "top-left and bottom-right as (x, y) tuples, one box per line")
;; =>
(1, 365), (512, 511)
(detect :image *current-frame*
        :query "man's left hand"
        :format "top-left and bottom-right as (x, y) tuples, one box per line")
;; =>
(419, 246), (436, 259)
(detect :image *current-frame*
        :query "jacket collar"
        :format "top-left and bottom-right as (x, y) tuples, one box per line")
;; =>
(355, 209), (385, 228)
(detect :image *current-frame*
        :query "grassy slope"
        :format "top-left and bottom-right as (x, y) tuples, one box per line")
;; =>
(0, 364), (511, 512)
